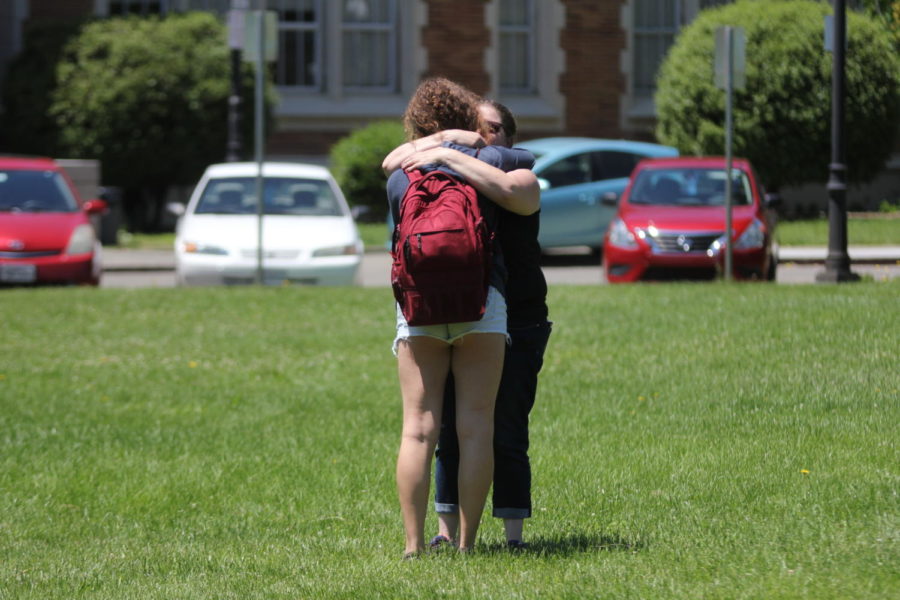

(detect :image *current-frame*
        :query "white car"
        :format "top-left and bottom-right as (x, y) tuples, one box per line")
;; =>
(174, 162), (363, 286)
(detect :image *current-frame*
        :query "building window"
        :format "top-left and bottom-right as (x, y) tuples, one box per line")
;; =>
(273, 0), (322, 89)
(632, 0), (679, 100)
(106, 2), (237, 18)
(108, 1), (165, 15)
(632, 0), (731, 101)
(498, 0), (535, 94)
(341, 0), (396, 90)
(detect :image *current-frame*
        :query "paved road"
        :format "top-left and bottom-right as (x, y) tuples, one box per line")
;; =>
(100, 248), (899, 288)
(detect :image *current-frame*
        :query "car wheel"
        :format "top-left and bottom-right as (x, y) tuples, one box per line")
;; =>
(766, 257), (777, 281)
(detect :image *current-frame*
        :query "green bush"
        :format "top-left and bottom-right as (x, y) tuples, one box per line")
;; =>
(48, 13), (276, 230)
(655, 0), (900, 191)
(329, 120), (405, 221)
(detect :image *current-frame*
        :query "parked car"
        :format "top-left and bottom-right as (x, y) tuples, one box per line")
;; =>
(602, 157), (779, 282)
(514, 138), (679, 252)
(0, 156), (107, 286)
(173, 162), (363, 286)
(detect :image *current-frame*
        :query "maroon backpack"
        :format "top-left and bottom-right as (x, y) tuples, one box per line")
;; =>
(391, 169), (492, 326)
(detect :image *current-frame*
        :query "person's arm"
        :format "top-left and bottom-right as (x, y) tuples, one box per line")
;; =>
(381, 130), (486, 175)
(400, 147), (539, 216)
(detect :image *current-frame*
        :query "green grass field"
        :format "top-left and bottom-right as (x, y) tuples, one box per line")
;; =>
(776, 217), (899, 246)
(2, 283), (897, 599)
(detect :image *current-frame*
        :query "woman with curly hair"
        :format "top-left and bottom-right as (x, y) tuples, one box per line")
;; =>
(386, 77), (538, 557)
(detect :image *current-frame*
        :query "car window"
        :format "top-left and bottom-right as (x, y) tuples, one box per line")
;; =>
(195, 177), (345, 216)
(0, 170), (78, 213)
(591, 151), (642, 180)
(539, 153), (592, 188)
(629, 168), (752, 206)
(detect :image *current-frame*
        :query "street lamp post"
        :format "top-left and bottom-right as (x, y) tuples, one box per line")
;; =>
(816, 0), (859, 283)
(226, 0), (250, 163)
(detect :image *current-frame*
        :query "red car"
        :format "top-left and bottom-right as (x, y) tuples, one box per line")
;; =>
(603, 157), (778, 282)
(0, 157), (107, 286)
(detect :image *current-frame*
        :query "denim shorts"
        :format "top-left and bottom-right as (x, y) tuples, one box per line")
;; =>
(393, 286), (508, 354)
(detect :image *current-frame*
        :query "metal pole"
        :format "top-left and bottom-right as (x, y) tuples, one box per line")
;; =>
(254, 1), (266, 285)
(226, 46), (243, 162)
(724, 26), (734, 282)
(816, 0), (858, 282)
(226, 0), (249, 162)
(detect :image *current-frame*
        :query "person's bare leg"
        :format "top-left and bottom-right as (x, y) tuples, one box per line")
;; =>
(451, 332), (506, 551)
(396, 336), (451, 555)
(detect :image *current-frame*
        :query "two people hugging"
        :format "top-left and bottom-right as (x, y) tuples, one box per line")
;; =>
(383, 77), (551, 558)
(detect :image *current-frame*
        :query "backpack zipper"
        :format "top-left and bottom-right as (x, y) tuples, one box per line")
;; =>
(415, 229), (464, 250)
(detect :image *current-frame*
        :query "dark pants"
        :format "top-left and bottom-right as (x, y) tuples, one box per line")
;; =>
(434, 320), (551, 518)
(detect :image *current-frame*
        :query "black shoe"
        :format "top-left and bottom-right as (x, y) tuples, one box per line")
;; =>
(507, 540), (529, 551)
(429, 535), (453, 550)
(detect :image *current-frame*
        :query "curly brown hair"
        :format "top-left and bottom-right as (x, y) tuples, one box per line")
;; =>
(402, 77), (483, 141)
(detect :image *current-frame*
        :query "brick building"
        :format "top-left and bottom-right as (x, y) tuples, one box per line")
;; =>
(2, 1), (897, 212)
(0, 0), (729, 160)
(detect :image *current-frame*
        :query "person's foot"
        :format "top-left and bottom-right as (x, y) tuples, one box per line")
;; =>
(402, 550), (421, 560)
(429, 534), (453, 550)
(507, 539), (529, 551)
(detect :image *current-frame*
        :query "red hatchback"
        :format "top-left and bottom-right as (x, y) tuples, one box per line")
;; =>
(0, 157), (107, 286)
(603, 157), (778, 283)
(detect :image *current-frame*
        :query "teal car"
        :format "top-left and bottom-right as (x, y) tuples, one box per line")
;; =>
(516, 138), (678, 252)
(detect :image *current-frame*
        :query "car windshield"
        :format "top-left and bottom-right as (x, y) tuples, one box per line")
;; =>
(0, 169), (78, 212)
(195, 177), (345, 216)
(629, 167), (753, 206)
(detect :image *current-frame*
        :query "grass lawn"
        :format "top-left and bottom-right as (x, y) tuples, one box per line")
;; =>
(777, 216), (899, 246)
(1, 283), (897, 599)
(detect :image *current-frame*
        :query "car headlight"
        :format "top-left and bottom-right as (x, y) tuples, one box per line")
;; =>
(312, 244), (359, 257)
(607, 218), (638, 249)
(734, 218), (765, 250)
(64, 224), (96, 255)
(182, 241), (229, 255)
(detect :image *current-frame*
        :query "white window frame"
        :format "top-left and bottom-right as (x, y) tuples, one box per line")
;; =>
(273, 0), (324, 91)
(498, 0), (536, 95)
(485, 0), (565, 134)
(623, 0), (731, 129)
(340, 0), (398, 92)
(632, 0), (681, 102)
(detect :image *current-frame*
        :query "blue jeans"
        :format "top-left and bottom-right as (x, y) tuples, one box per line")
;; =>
(434, 320), (552, 519)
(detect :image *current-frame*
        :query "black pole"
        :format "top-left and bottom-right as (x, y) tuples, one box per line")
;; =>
(817, 0), (858, 282)
(226, 46), (243, 162)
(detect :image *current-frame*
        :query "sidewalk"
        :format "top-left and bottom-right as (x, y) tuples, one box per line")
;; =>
(102, 248), (175, 271)
(101, 246), (900, 271)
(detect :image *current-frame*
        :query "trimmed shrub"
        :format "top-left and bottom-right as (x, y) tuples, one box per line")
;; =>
(655, 0), (900, 191)
(48, 13), (276, 230)
(329, 120), (405, 221)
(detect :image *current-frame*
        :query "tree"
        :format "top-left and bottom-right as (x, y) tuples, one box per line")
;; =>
(655, 0), (900, 192)
(48, 12), (276, 231)
(329, 120), (405, 221)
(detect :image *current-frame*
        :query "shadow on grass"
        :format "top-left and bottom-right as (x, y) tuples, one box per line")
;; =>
(484, 532), (646, 556)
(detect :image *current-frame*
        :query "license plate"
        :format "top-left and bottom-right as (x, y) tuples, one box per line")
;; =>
(0, 264), (37, 283)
